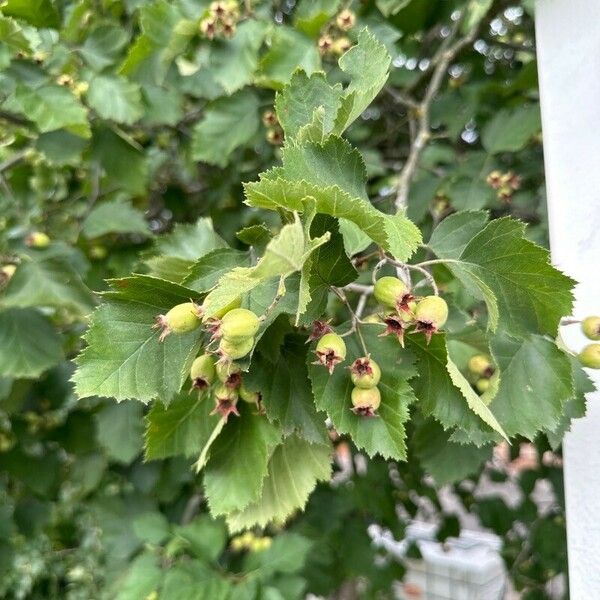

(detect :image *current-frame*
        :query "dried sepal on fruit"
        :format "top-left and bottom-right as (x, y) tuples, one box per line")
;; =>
(379, 313), (408, 347)
(579, 344), (600, 369)
(350, 356), (381, 389)
(314, 333), (347, 374)
(307, 319), (334, 343)
(582, 316), (600, 341)
(216, 360), (243, 389)
(153, 302), (202, 342)
(190, 354), (216, 391)
(351, 386), (381, 417)
(210, 384), (240, 422)
(414, 295), (448, 343)
(336, 8), (356, 31)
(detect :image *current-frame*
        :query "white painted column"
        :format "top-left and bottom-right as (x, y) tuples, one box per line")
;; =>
(536, 1), (600, 596)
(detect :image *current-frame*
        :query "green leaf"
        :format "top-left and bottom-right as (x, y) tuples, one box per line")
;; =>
(132, 512), (170, 545)
(226, 435), (332, 532)
(429, 214), (575, 336)
(333, 29), (391, 134)
(146, 218), (227, 283)
(209, 20), (268, 94)
(257, 26), (321, 89)
(72, 276), (203, 404)
(275, 72), (342, 140)
(191, 89), (259, 167)
(82, 198), (149, 238)
(246, 334), (328, 443)
(86, 75), (143, 125)
(482, 104), (541, 153)
(112, 553), (162, 600)
(172, 515), (228, 562)
(1, 255), (95, 316)
(96, 401), (144, 464)
(183, 249), (251, 293)
(80, 24), (129, 71)
(36, 130), (88, 165)
(489, 333), (574, 438)
(204, 406), (281, 516)
(1, 0), (60, 28)
(4, 84), (90, 138)
(243, 533), (312, 578)
(244, 137), (421, 262)
(0, 15), (35, 51)
(294, 0), (340, 37)
(0, 309), (63, 378)
(407, 333), (501, 443)
(413, 420), (492, 486)
(160, 563), (231, 600)
(202, 214), (329, 317)
(309, 324), (417, 460)
(145, 391), (223, 460)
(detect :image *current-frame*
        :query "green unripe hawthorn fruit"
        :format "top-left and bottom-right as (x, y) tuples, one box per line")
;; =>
(315, 333), (347, 374)
(336, 8), (356, 30)
(468, 354), (493, 377)
(216, 360), (242, 388)
(190, 354), (216, 390)
(578, 344), (600, 369)
(350, 356), (381, 389)
(154, 302), (202, 342)
(219, 336), (254, 360)
(351, 386), (381, 417)
(239, 384), (261, 404)
(374, 276), (411, 310)
(475, 378), (490, 394)
(26, 231), (50, 248)
(211, 384), (239, 421)
(582, 316), (600, 341)
(1, 264), (16, 284)
(220, 308), (260, 342)
(414, 295), (448, 342)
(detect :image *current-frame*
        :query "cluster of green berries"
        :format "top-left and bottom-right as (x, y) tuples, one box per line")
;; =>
(318, 8), (356, 56)
(200, 0), (240, 40)
(313, 332), (382, 417)
(579, 316), (600, 369)
(263, 110), (283, 146)
(486, 170), (521, 203)
(467, 354), (495, 394)
(153, 302), (262, 420)
(230, 531), (272, 553)
(189, 353), (260, 421)
(373, 276), (449, 345)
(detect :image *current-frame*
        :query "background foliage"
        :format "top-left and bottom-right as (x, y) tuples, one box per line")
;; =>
(0, 0), (585, 598)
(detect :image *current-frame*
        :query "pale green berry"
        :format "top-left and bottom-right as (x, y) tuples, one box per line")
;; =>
(219, 336), (254, 360)
(414, 295), (448, 342)
(315, 333), (347, 374)
(582, 316), (600, 341)
(350, 357), (381, 389)
(468, 355), (493, 377)
(475, 378), (490, 394)
(154, 302), (202, 342)
(190, 354), (216, 390)
(579, 344), (600, 369)
(220, 308), (260, 342)
(373, 276), (410, 309)
(239, 384), (261, 404)
(26, 231), (50, 248)
(351, 386), (381, 417)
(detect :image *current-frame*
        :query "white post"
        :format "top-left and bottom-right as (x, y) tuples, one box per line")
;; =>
(536, 1), (600, 596)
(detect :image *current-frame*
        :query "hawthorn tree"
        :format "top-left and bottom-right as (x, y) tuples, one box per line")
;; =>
(0, 0), (595, 598)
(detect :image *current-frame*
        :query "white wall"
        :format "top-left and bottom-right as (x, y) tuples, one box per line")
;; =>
(536, 1), (600, 596)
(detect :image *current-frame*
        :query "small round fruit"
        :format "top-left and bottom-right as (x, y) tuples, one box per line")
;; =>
(239, 384), (261, 404)
(190, 354), (216, 390)
(154, 302), (202, 342)
(1, 264), (16, 282)
(351, 386), (381, 417)
(216, 360), (242, 382)
(336, 8), (356, 30)
(468, 354), (493, 377)
(475, 379), (490, 394)
(318, 35), (333, 54)
(219, 336), (254, 360)
(374, 276), (410, 309)
(350, 357), (381, 389)
(582, 316), (600, 341)
(25, 231), (50, 248)
(578, 344), (600, 369)
(332, 37), (352, 55)
(414, 295), (448, 342)
(315, 333), (347, 374)
(220, 308), (260, 342)
(211, 384), (240, 421)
